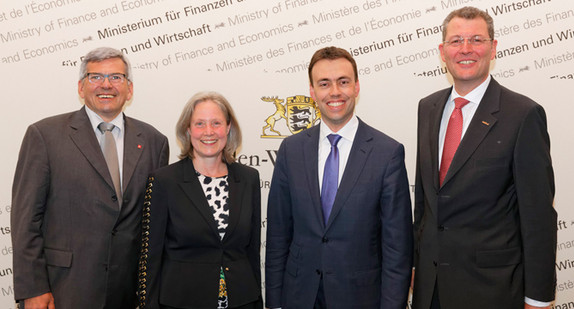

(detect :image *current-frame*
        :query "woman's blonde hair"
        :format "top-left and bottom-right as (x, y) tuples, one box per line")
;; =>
(176, 91), (242, 163)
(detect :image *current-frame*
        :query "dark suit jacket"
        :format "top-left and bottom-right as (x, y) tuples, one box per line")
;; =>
(265, 119), (413, 309)
(11, 106), (169, 309)
(412, 78), (556, 309)
(141, 158), (262, 309)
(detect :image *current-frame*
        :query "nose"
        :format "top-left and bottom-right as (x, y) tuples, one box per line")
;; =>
(329, 84), (341, 96)
(100, 76), (113, 88)
(460, 39), (473, 53)
(205, 123), (215, 134)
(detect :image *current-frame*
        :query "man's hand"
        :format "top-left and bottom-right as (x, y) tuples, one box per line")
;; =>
(24, 292), (55, 309)
(525, 304), (550, 309)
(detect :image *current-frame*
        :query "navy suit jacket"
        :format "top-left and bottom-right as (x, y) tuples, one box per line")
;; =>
(412, 79), (556, 309)
(265, 119), (413, 309)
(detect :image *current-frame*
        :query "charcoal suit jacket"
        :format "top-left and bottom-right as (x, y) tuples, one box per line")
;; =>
(12, 106), (169, 308)
(412, 78), (556, 309)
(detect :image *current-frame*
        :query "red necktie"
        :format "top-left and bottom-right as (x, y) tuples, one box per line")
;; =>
(439, 97), (470, 186)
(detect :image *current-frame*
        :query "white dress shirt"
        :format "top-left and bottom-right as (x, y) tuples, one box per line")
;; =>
(437, 75), (490, 169)
(318, 116), (359, 192)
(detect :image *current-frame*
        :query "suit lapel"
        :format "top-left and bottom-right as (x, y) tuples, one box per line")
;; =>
(326, 120), (372, 229)
(302, 126), (325, 229)
(441, 80), (500, 187)
(224, 163), (243, 242)
(430, 89), (452, 191)
(68, 107), (116, 192)
(179, 158), (221, 239)
(122, 117), (144, 193)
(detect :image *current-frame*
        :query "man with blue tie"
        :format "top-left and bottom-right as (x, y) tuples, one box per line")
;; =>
(265, 46), (413, 309)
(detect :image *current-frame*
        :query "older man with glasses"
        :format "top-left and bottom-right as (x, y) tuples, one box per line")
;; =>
(11, 47), (169, 309)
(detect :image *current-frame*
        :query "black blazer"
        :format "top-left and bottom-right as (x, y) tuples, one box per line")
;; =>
(140, 158), (262, 309)
(412, 78), (556, 309)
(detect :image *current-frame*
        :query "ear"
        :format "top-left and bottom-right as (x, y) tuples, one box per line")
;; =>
(126, 81), (134, 101)
(354, 79), (360, 97)
(78, 79), (85, 99)
(309, 83), (316, 101)
(490, 39), (498, 60)
(439, 43), (446, 63)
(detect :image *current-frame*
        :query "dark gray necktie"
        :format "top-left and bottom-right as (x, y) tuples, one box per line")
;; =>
(98, 122), (122, 206)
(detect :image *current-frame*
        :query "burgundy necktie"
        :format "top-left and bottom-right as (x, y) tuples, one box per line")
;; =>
(439, 97), (470, 186)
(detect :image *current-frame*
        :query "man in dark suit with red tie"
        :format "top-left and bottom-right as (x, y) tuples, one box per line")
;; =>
(412, 7), (556, 309)
(265, 46), (413, 309)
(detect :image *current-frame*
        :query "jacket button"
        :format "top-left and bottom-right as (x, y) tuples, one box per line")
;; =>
(111, 195), (117, 202)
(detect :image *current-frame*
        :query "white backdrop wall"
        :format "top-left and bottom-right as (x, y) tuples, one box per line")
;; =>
(1, 0), (573, 308)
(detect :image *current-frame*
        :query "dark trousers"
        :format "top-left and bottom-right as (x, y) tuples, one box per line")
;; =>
(161, 298), (262, 309)
(314, 278), (327, 309)
(430, 280), (441, 309)
(231, 299), (262, 309)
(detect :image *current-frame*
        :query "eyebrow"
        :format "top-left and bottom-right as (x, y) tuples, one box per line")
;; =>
(317, 76), (352, 83)
(446, 34), (485, 38)
(86, 72), (126, 75)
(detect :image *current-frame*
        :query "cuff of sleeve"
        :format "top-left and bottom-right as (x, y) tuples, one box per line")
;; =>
(525, 297), (552, 307)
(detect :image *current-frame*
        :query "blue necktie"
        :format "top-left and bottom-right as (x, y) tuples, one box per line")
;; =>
(321, 134), (342, 224)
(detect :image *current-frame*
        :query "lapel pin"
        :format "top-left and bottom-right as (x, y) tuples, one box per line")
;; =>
(138, 145), (142, 149)
(481, 121), (490, 126)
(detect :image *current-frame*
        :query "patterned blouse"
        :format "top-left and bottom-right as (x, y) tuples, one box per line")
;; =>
(197, 171), (230, 309)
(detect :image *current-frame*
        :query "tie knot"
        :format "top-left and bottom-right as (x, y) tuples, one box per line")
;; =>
(98, 122), (115, 133)
(454, 97), (470, 109)
(327, 134), (342, 147)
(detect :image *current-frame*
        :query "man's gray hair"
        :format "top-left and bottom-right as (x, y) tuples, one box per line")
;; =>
(79, 47), (132, 82)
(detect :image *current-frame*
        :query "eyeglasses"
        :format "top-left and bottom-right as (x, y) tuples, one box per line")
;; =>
(443, 36), (493, 47)
(84, 73), (128, 85)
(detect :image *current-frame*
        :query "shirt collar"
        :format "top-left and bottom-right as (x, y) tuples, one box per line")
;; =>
(85, 106), (125, 133)
(319, 115), (359, 143)
(450, 75), (491, 104)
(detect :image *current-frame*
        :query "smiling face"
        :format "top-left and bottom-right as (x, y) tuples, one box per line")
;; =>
(188, 100), (231, 162)
(309, 58), (360, 132)
(78, 57), (133, 122)
(439, 17), (497, 95)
